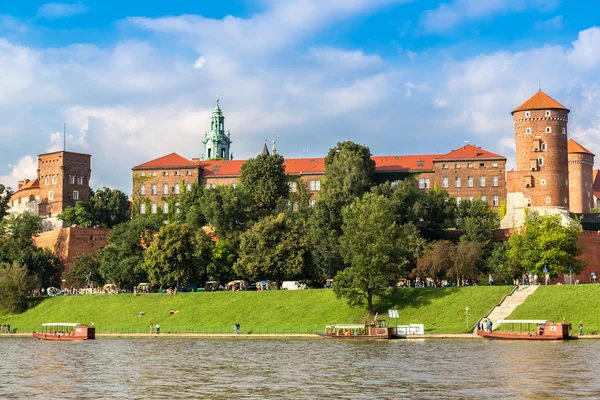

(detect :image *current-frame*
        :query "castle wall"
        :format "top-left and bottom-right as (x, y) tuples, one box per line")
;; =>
(568, 152), (595, 214)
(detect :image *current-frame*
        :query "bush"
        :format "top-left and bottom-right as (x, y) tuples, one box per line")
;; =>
(0, 263), (40, 314)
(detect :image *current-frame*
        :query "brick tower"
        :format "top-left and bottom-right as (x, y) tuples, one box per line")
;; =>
(501, 90), (571, 228)
(568, 139), (595, 214)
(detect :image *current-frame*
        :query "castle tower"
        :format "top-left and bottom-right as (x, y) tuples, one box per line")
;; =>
(501, 90), (571, 228)
(202, 97), (232, 160)
(568, 139), (595, 214)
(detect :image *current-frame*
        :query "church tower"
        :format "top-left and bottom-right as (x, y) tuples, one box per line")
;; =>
(501, 90), (571, 228)
(202, 97), (232, 160)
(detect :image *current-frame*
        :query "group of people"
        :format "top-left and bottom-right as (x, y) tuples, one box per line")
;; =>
(477, 319), (493, 332)
(0, 324), (10, 334)
(149, 323), (161, 334)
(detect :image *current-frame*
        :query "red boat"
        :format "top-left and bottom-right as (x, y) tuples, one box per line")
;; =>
(33, 323), (95, 341)
(477, 319), (571, 340)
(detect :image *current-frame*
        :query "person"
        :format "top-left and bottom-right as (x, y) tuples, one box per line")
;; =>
(488, 274), (493, 286)
(476, 321), (481, 331)
(156, 324), (160, 334)
(487, 320), (493, 332)
(579, 322), (584, 336)
(234, 322), (240, 334)
(149, 324), (153, 334)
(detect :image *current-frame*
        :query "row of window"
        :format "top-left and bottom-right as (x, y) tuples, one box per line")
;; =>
(524, 110), (560, 118)
(140, 183), (192, 195)
(525, 127), (566, 134)
(140, 203), (180, 214)
(441, 176), (500, 188)
(442, 162), (499, 169)
(456, 195), (500, 207)
(288, 180), (321, 192)
(44, 175), (84, 185)
(47, 190), (79, 200)
(139, 170), (193, 177)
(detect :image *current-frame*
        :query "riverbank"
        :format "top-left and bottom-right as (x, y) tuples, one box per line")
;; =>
(0, 287), (512, 334)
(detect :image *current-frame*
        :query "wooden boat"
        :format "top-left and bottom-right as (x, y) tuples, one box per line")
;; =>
(477, 319), (571, 340)
(317, 320), (400, 340)
(33, 323), (95, 341)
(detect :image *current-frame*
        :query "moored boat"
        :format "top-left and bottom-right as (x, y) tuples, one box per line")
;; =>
(33, 323), (95, 341)
(317, 320), (400, 340)
(477, 319), (571, 340)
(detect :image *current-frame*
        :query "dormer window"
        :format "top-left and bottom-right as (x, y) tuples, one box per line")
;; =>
(546, 127), (551, 133)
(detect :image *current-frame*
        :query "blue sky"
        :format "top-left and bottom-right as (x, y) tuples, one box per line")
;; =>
(1, 0), (600, 192)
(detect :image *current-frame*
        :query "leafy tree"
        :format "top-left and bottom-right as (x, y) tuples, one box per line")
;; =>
(448, 241), (482, 286)
(177, 182), (207, 230)
(234, 213), (309, 289)
(206, 239), (237, 284)
(63, 254), (103, 288)
(487, 242), (519, 285)
(239, 153), (288, 216)
(414, 240), (455, 281)
(59, 188), (130, 228)
(58, 201), (94, 227)
(98, 215), (164, 288)
(508, 212), (584, 277)
(334, 193), (421, 314)
(200, 185), (253, 242)
(0, 183), (13, 220)
(142, 223), (205, 288)
(0, 263), (40, 313)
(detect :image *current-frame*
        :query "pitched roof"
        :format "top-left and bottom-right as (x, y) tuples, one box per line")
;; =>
(11, 178), (39, 196)
(197, 160), (246, 177)
(261, 142), (270, 156)
(434, 144), (505, 161)
(133, 153), (198, 169)
(512, 90), (569, 114)
(593, 169), (600, 199)
(373, 155), (438, 172)
(568, 139), (595, 156)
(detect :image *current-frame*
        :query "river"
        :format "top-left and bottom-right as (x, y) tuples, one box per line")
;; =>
(0, 337), (596, 399)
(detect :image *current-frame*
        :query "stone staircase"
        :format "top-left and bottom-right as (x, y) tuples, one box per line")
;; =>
(474, 285), (539, 332)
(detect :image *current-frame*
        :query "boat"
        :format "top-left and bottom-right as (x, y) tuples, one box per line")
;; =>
(477, 319), (572, 340)
(317, 320), (400, 340)
(33, 323), (95, 341)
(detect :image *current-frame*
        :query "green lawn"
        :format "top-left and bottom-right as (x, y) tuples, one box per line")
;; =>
(0, 287), (513, 334)
(508, 285), (600, 334)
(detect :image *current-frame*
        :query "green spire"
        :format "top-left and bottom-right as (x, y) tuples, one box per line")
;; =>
(202, 95), (231, 160)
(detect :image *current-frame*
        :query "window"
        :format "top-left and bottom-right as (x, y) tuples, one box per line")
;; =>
(538, 157), (544, 166)
(456, 197), (461, 204)
(152, 171), (157, 177)
(467, 163), (473, 169)
(140, 184), (146, 195)
(442, 164), (448, 169)
(455, 177), (461, 188)
(418, 178), (430, 189)
(493, 196), (499, 207)
(151, 184), (157, 195)
(140, 172), (146, 177)
(174, 171), (180, 176)
(442, 177), (448, 188)
(526, 128), (532, 134)
(73, 190), (79, 200)
(140, 203), (146, 214)
(186, 170), (192, 176)
(174, 184), (180, 194)
(151, 203), (157, 214)
(526, 198), (532, 204)
(186, 184), (192, 192)
(454, 163), (461, 169)
(163, 203), (169, 214)
(289, 182), (297, 193)
(45, 176), (49, 185)
(78, 176), (83, 185)
(469, 196), (474, 201)
(309, 180), (321, 191)
(541, 179), (547, 186)
(52, 175), (57, 184)
(163, 171), (169, 176)
(562, 128), (566, 135)
(48, 191), (54, 200)
(492, 176), (498, 187)
(545, 110), (551, 116)
(479, 163), (485, 168)
(175, 202), (180, 213)
(481, 196), (486, 202)
(492, 162), (498, 168)
(69, 176), (75, 184)
(480, 176), (486, 187)
(546, 127), (551, 133)
(309, 199), (316, 207)
(525, 111), (531, 118)
(541, 143), (547, 151)
(546, 197), (551, 203)
(205, 184), (211, 189)
(467, 176), (474, 188)
(162, 184), (168, 195)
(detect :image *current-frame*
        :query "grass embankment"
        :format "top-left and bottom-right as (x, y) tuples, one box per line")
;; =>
(508, 285), (600, 334)
(0, 287), (512, 334)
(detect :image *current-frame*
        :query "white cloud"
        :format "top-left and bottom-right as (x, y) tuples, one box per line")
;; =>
(193, 56), (206, 69)
(0, 156), (37, 190)
(308, 47), (383, 70)
(421, 0), (559, 34)
(568, 27), (600, 70)
(38, 2), (88, 19)
(534, 15), (563, 31)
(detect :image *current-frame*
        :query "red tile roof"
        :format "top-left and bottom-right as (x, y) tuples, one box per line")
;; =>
(434, 144), (505, 161)
(11, 178), (39, 196)
(196, 159), (246, 177)
(512, 90), (569, 114)
(568, 139), (595, 156)
(373, 155), (438, 172)
(133, 153), (198, 169)
(593, 169), (600, 199)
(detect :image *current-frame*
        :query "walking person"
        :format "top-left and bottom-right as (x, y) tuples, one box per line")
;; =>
(149, 324), (153, 334)
(234, 322), (240, 334)
(156, 323), (160, 334)
(579, 321), (584, 336)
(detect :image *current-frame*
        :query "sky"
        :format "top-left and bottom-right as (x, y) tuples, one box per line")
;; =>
(1, 0), (600, 193)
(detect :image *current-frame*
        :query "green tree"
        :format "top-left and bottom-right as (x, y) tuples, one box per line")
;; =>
(63, 254), (103, 288)
(59, 188), (130, 228)
(200, 185), (252, 241)
(448, 241), (482, 286)
(142, 223), (203, 288)
(334, 193), (421, 314)
(0, 183), (13, 220)
(455, 199), (499, 249)
(239, 153), (288, 216)
(206, 239), (237, 284)
(0, 263), (40, 313)
(414, 240), (455, 281)
(508, 212), (584, 277)
(323, 141), (376, 203)
(234, 213), (309, 289)
(58, 201), (94, 227)
(487, 242), (519, 285)
(177, 182), (207, 230)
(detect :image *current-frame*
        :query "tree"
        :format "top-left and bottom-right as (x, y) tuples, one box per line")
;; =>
(487, 242), (519, 285)
(455, 199), (499, 251)
(206, 239), (237, 284)
(0, 183), (13, 220)
(58, 201), (94, 227)
(448, 241), (482, 286)
(200, 185), (252, 241)
(508, 212), (584, 277)
(414, 240), (455, 281)
(234, 213), (309, 289)
(177, 182), (207, 230)
(239, 153), (288, 216)
(63, 254), (103, 288)
(323, 141), (376, 203)
(334, 193), (421, 314)
(59, 187), (130, 228)
(142, 223), (205, 288)
(0, 263), (40, 313)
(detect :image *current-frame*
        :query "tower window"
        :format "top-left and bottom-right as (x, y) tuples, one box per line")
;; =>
(546, 127), (551, 133)
(526, 128), (532, 134)
(537, 157), (544, 166)
(69, 176), (75, 184)
(48, 191), (54, 200)
(541, 143), (547, 151)
(45, 176), (49, 185)
(546, 197), (551, 203)
(545, 110), (551, 116)
(52, 175), (57, 184)
(525, 111), (530, 118)
(73, 190), (79, 200)
(562, 128), (566, 135)
(540, 179), (547, 186)
(208, 149), (212, 158)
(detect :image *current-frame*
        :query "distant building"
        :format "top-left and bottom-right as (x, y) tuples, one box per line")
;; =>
(568, 139), (595, 214)
(201, 98), (232, 161)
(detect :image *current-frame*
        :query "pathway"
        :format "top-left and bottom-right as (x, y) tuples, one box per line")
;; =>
(474, 285), (539, 332)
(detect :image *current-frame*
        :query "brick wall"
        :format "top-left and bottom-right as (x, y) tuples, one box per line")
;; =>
(132, 166), (201, 214)
(568, 152), (595, 213)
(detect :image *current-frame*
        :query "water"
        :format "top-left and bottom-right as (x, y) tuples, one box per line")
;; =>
(0, 337), (597, 399)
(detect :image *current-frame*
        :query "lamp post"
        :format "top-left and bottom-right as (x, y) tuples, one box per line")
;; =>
(465, 306), (469, 330)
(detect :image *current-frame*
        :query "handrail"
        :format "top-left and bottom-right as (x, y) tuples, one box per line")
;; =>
(8, 325), (327, 335)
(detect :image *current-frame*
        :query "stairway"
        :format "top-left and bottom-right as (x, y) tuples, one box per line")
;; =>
(474, 285), (539, 332)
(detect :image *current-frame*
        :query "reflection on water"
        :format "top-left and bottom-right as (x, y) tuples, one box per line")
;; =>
(0, 337), (597, 399)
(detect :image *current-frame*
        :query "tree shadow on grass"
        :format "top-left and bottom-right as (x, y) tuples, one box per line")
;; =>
(374, 287), (458, 315)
